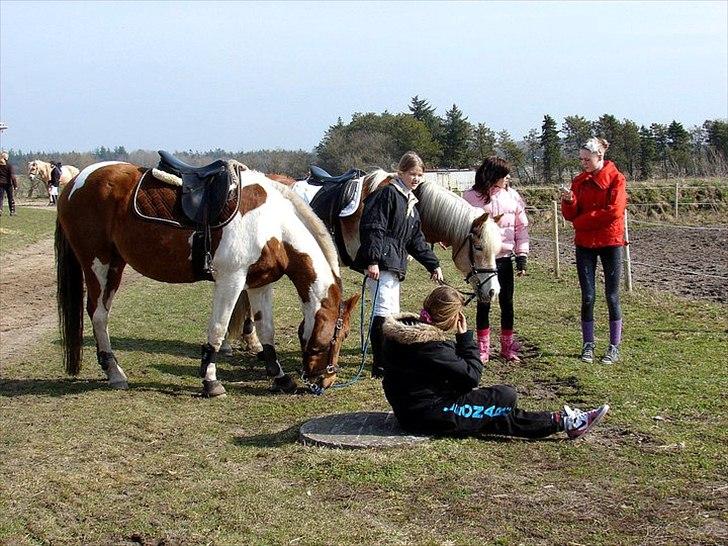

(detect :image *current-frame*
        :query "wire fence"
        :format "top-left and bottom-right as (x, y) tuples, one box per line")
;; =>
(528, 201), (728, 287)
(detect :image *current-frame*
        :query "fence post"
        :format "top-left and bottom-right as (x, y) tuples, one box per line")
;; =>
(674, 180), (679, 219)
(552, 200), (560, 278)
(623, 210), (633, 292)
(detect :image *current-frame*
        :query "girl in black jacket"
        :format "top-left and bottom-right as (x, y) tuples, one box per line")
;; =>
(354, 151), (443, 378)
(382, 285), (609, 439)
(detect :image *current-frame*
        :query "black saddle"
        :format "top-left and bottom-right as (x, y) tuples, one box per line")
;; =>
(307, 165), (364, 186)
(157, 150), (231, 226)
(157, 150), (237, 275)
(308, 168), (364, 267)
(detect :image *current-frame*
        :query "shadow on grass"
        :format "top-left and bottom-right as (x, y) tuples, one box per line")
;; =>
(232, 423), (303, 448)
(0, 378), (197, 398)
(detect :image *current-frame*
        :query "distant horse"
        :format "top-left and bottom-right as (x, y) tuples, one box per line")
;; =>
(27, 160), (80, 197)
(280, 168), (503, 302)
(56, 160), (359, 397)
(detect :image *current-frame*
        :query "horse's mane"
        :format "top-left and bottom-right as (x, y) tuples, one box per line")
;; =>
(263, 175), (342, 283)
(415, 181), (481, 246)
(362, 169), (394, 194)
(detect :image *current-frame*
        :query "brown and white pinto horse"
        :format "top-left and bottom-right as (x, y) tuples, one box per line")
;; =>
(27, 159), (80, 197)
(56, 161), (359, 397)
(278, 169), (503, 303)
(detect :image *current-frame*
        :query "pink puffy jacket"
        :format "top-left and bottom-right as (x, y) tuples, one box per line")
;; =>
(462, 186), (530, 259)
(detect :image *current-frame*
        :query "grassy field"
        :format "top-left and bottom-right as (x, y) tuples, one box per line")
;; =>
(0, 206), (57, 253)
(1, 209), (726, 545)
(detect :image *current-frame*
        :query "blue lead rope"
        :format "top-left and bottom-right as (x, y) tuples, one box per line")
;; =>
(333, 275), (379, 389)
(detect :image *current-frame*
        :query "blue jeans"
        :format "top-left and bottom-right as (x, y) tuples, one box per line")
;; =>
(575, 246), (622, 322)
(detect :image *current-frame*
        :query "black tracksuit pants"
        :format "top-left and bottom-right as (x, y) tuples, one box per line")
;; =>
(417, 384), (559, 438)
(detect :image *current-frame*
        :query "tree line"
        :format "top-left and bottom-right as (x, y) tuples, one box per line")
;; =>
(6, 96), (727, 183)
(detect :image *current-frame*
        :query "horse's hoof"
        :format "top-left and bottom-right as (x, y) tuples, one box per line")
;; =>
(270, 375), (297, 394)
(219, 340), (233, 357)
(202, 380), (227, 398)
(109, 381), (129, 390)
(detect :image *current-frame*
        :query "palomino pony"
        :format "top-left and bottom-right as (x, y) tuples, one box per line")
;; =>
(27, 160), (80, 197)
(56, 160), (359, 397)
(278, 169), (503, 303)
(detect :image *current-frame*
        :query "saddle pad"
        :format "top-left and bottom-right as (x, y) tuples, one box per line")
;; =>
(133, 169), (240, 229)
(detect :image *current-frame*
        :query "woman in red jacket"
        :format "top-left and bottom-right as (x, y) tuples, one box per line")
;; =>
(561, 138), (627, 364)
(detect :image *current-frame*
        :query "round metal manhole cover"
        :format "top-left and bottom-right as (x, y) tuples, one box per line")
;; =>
(299, 411), (430, 449)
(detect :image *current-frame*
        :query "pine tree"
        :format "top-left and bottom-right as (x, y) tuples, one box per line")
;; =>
(408, 96), (442, 158)
(496, 130), (526, 180)
(622, 119), (641, 179)
(540, 115), (562, 183)
(470, 123), (497, 163)
(440, 104), (473, 168)
(594, 114), (626, 170)
(667, 120), (691, 174)
(650, 123), (669, 177)
(562, 115), (593, 177)
(638, 125), (656, 180)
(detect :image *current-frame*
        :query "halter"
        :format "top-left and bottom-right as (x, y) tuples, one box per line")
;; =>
(300, 301), (346, 395)
(452, 232), (498, 306)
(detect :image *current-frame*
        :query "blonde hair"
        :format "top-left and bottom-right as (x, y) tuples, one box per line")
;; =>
(397, 151), (425, 174)
(422, 285), (464, 332)
(0, 151), (7, 165)
(582, 137), (609, 157)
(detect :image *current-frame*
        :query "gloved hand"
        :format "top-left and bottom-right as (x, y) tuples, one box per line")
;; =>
(515, 255), (527, 276)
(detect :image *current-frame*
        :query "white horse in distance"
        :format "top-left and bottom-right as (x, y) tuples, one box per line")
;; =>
(26, 160), (80, 197)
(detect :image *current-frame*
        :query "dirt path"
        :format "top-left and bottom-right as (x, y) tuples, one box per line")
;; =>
(0, 238), (140, 365)
(530, 225), (728, 303)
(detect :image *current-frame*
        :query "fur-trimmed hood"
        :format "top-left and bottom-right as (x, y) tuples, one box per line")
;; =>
(382, 313), (450, 344)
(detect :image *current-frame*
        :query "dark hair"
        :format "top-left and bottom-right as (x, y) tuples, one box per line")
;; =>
(472, 156), (511, 204)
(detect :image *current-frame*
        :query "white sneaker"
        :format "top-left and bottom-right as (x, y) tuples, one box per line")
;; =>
(562, 404), (609, 439)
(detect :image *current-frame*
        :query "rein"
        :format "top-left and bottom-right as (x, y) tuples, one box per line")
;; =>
(332, 276), (379, 389)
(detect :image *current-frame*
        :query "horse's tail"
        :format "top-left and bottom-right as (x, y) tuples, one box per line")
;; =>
(55, 219), (85, 375)
(227, 290), (250, 342)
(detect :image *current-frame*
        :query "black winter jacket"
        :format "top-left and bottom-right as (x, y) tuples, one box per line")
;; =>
(381, 313), (483, 430)
(353, 182), (439, 280)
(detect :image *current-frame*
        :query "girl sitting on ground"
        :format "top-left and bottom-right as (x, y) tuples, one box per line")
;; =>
(381, 285), (609, 439)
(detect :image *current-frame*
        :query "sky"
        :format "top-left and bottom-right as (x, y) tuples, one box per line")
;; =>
(1, 0), (726, 153)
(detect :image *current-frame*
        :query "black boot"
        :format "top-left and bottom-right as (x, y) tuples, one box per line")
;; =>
(370, 315), (386, 378)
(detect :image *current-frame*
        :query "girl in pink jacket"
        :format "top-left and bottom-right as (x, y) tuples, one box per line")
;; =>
(463, 157), (529, 363)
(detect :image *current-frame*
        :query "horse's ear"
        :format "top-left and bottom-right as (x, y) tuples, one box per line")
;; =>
(493, 213), (504, 223)
(344, 293), (360, 315)
(472, 212), (489, 229)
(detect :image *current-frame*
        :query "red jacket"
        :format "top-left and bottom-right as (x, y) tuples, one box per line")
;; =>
(561, 160), (627, 248)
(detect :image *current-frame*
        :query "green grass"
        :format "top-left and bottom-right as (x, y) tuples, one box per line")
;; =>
(1, 213), (727, 544)
(0, 206), (58, 253)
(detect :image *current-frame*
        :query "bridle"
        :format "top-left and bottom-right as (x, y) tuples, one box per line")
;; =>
(300, 301), (346, 395)
(452, 231), (498, 306)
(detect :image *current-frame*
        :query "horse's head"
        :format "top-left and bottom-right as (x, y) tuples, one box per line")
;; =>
(454, 213), (502, 304)
(298, 287), (360, 393)
(27, 161), (39, 180)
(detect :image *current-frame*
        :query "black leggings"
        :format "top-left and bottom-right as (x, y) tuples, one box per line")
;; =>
(575, 245), (622, 322)
(476, 257), (514, 330)
(414, 384), (558, 438)
(0, 184), (15, 213)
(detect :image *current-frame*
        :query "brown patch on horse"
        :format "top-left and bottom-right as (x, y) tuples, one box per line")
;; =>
(266, 173), (296, 186)
(245, 238), (316, 303)
(239, 184), (267, 216)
